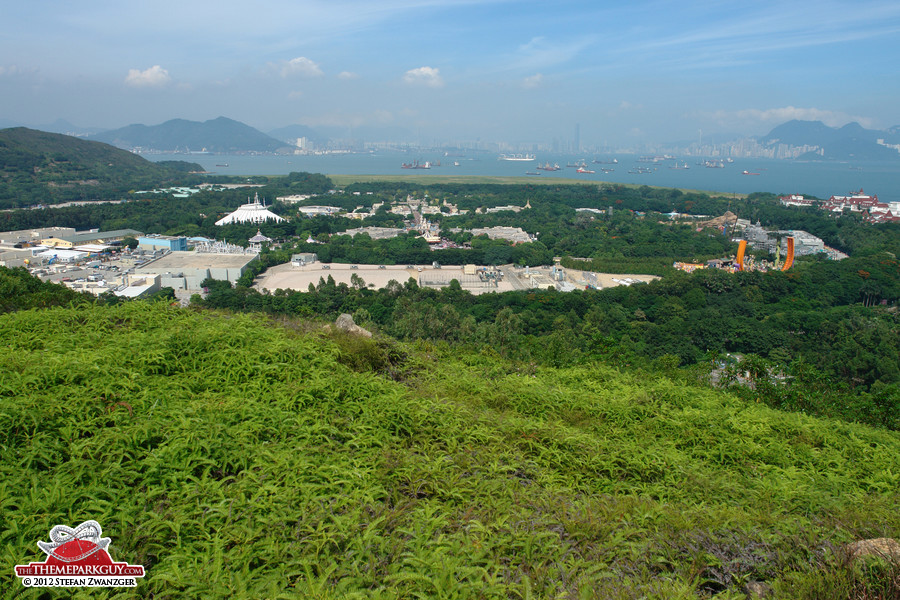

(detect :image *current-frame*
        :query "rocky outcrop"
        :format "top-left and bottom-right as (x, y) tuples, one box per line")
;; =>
(335, 313), (372, 338)
(844, 538), (900, 564)
(743, 581), (773, 598)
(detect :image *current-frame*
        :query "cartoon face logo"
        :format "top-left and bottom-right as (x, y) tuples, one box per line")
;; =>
(37, 520), (113, 565)
(15, 519), (145, 588)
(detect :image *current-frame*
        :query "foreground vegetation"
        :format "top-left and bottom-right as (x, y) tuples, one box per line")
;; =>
(1, 297), (899, 598)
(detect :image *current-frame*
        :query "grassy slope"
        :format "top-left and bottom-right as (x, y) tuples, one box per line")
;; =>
(0, 128), (177, 176)
(1, 302), (898, 599)
(0, 128), (200, 207)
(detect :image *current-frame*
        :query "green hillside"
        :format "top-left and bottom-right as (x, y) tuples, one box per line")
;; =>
(2, 295), (898, 597)
(90, 117), (290, 153)
(0, 127), (202, 208)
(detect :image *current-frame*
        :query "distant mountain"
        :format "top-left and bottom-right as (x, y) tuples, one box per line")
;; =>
(314, 124), (415, 143)
(759, 120), (900, 161)
(268, 123), (415, 145)
(89, 116), (291, 153)
(0, 119), (107, 137)
(0, 127), (202, 208)
(34, 119), (108, 137)
(267, 124), (327, 146)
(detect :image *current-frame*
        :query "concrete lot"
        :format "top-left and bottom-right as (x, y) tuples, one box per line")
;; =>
(504, 265), (659, 291)
(255, 262), (658, 295)
(255, 263), (515, 295)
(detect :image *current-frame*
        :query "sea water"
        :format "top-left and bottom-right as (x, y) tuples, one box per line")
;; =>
(147, 152), (900, 203)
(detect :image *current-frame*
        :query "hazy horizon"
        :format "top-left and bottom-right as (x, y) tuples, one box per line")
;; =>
(3, 1), (899, 147)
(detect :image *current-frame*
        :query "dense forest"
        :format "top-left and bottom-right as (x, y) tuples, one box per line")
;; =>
(5, 173), (897, 266)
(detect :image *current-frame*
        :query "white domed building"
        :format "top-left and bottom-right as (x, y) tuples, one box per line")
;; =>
(215, 193), (285, 226)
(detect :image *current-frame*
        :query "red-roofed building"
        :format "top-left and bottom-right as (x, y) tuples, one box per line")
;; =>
(864, 208), (900, 223)
(820, 189), (893, 219)
(826, 189), (884, 212)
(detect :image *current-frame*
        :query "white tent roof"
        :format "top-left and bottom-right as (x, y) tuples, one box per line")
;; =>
(35, 248), (88, 260)
(74, 244), (112, 253)
(215, 193), (285, 226)
(249, 230), (272, 243)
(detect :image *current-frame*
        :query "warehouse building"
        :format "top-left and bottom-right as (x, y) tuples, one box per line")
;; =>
(138, 234), (188, 252)
(134, 251), (259, 291)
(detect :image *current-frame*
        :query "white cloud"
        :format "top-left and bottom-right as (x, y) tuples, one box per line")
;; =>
(403, 66), (443, 88)
(510, 36), (595, 71)
(374, 109), (394, 123)
(522, 73), (543, 89)
(281, 57), (323, 78)
(124, 65), (171, 87)
(625, 5), (900, 71)
(337, 71), (359, 80)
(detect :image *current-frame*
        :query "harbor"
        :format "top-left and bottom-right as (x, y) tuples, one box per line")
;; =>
(147, 152), (900, 203)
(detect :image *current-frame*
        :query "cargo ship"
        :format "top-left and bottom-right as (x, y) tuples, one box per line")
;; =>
(401, 160), (432, 169)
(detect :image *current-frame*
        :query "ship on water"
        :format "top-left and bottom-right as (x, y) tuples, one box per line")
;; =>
(498, 154), (536, 161)
(536, 162), (561, 171)
(401, 160), (432, 169)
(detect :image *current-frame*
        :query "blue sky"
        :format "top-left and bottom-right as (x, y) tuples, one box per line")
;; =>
(2, 0), (899, 146)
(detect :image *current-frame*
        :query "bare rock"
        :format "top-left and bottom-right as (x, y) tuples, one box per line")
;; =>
(844, 538), (900, 564)
(744, 581), (773, 598)
(335, 313), (372, 338)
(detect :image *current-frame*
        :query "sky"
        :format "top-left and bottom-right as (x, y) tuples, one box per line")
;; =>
(2, 0), (900, 147)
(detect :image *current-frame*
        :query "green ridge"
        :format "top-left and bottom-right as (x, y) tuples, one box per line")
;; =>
(0, 127), (201, 208)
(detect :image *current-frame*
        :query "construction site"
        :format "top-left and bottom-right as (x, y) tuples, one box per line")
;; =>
(254, 262), (658, 295)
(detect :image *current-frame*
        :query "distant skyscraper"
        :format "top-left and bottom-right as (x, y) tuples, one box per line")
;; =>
(574, 123), (581, 153)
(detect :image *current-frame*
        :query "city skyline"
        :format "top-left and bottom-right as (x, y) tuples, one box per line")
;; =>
(3, 1), (900, 147)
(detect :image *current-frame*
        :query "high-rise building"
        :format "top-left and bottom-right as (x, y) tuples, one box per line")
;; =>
(574, 124), (581, 153)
